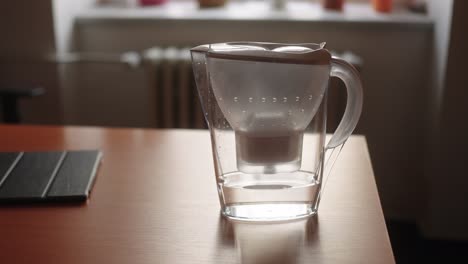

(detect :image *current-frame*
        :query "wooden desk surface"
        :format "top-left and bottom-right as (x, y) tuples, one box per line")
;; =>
(0, 125), (394, 264)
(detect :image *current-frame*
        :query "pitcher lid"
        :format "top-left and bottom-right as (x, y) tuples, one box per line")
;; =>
(191, 42), (331, 65)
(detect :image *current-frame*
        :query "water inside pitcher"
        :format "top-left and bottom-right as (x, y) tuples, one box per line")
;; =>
(191, 42), (362, 221)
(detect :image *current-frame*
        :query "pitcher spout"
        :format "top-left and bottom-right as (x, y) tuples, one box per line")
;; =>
(190, 44), (210, 54)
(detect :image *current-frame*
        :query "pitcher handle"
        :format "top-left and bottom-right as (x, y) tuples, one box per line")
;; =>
(327, 57), (363, 150)
(319, 58), (363, 202)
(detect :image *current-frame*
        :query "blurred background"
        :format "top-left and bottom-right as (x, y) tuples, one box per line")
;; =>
(0, 0), (467, 262)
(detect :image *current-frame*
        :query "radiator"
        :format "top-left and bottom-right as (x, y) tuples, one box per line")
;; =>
(143, 47), (206, 129)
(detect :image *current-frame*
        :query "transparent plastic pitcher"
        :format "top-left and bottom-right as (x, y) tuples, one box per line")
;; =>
(191, 42), (363, 221)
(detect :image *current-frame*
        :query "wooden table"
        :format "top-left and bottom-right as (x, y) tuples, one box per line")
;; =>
(0, 125), (394, 264)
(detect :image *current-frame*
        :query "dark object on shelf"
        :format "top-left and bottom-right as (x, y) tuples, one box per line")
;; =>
(0, 86), (45, 123)
(323, 0), (344, 11)
(372, 0), (393, 13)
(198, 0), (226, 8)
(139, 0), (168, 6)
(0, 150), (102, 203)
(408, 1), (427, 14)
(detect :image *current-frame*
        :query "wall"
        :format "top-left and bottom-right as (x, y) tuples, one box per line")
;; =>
(52, 0), (96, 123)
(0, 1), (61, 124)
(0, 0), (98, 124)
(53, 0), (95, 55)
(60, 62), (154, 127)
(421, 0), (468, 240)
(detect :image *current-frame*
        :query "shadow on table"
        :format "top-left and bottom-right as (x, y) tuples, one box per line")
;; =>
(216, 214), (320, 264)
